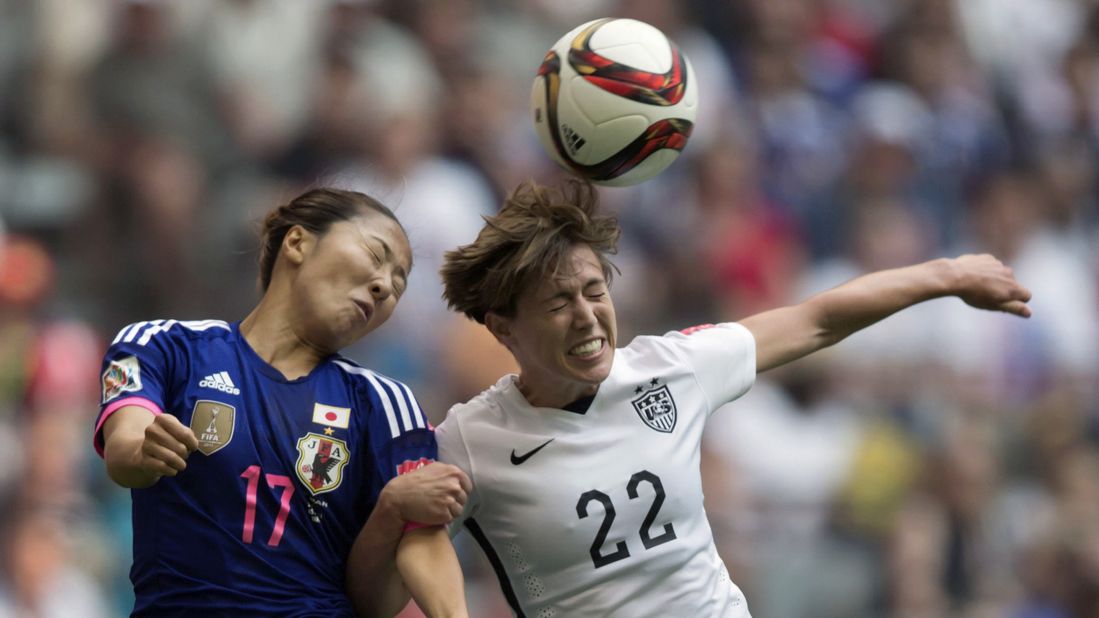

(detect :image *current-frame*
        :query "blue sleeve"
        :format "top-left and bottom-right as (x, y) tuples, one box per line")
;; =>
(359, 372), (437, 485)
(94, 320), (182, 455)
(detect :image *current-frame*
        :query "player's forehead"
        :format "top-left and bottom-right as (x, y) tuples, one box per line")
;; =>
(553, 245), (604, 280)
(344, 213), (412, 267)
(527, 245), (605, 297)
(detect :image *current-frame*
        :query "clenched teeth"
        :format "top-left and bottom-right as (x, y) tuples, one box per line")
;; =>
(569, 339), (601, 356)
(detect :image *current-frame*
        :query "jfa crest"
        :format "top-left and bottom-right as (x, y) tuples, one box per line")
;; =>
(295, 433), (350, 495)
(632, 380), (677, 433)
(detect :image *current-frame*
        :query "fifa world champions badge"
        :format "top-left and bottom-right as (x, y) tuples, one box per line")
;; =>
(189, 400), (236, 455)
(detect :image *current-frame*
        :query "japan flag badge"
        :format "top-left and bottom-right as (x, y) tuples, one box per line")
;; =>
(313, 403), (351, 429)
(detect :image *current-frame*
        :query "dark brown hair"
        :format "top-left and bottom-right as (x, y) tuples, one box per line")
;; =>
(441, 179), (620, 323)
(259, 188), (401, 291)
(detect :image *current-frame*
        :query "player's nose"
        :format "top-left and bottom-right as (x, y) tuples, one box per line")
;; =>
(369, 274), (393, 302)
(573, 298), (597, 329)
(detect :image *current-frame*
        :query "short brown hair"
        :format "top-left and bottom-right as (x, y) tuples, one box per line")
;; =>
(441, 179), (620, 323)
(259, 188), (402, 291)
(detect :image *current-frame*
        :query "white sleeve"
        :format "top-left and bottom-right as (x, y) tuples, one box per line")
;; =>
(661, 322), (756, 414)
(435, 409), (479, 537)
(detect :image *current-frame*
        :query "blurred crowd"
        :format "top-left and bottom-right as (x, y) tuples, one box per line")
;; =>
(0, 0), (1096, 616)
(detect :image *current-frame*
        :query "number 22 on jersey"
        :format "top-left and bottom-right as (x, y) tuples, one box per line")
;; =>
(576, 469), (678, 568)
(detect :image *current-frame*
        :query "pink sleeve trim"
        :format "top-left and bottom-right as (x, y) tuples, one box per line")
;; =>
(93, 396), (164, 458)
(403, 522), (442, 533)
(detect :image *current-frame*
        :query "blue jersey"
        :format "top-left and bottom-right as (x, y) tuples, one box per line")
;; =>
(93, 319), (436, 617)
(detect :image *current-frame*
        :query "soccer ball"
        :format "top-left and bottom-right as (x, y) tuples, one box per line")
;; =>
(530, 18), (698, 187)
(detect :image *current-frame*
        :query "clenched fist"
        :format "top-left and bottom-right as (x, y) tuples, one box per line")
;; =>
(102, 406), (200, 488)
(382, 462), (472, 526)
(137, 413), (200, 479)
(950, 254), (1032, 318)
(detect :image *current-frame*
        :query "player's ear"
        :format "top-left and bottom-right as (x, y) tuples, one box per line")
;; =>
(283, 225), (313, 267)
(484, 312), (513, 348)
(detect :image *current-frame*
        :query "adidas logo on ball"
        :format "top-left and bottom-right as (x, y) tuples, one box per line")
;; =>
(562, 123), (586, 155)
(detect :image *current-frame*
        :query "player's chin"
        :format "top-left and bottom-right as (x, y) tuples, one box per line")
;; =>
(345, 306), (384, 336)
(565, 353), (613, 383)
(329, 321), (373, 350)
(346, 322), (381, 346)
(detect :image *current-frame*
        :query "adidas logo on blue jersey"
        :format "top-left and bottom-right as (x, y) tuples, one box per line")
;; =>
(199, 371), (241, 396)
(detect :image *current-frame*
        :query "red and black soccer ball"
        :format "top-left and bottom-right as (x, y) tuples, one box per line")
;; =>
(530, 18), (698, 187)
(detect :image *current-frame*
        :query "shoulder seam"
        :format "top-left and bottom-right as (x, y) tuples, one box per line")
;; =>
(112, 319), (230, 347)
(332, 360), (427, 439)
(659, 324), (750, 414)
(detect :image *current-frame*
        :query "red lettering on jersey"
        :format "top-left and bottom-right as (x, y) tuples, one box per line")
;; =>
(396, 457), (433, 475)
(680, 324), (716, 335)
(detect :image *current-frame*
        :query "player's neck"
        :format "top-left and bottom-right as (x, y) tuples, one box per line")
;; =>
(516, 374), (598, 410)
(239, 301), (328, 381)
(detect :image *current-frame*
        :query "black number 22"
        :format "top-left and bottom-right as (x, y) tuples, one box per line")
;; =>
(575, 470), (678, 569)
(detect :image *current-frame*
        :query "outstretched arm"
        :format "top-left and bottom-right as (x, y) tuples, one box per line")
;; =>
(739, 254), (1032, 373)
(346, 462), (470, 618)
(397, 527), (468, 618)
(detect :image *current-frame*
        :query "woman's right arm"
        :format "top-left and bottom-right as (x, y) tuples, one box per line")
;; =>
(345, 462), (470, 618)
(102, 407), (198, 488)
(396, 526), (468, 618)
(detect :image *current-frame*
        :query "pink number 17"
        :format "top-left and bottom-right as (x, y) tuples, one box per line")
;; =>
(240, 465), (295, 547)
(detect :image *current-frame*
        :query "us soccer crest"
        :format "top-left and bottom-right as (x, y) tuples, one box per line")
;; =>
(295, 433), (350, 495)
(632, 379), (677, 433)
(189, 400), (236, 455)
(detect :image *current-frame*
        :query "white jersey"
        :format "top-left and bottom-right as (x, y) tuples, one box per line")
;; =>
(436, 323), (757, 618)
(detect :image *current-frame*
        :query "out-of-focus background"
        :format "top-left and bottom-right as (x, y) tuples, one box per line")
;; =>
(1, 0), (1097, 616)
